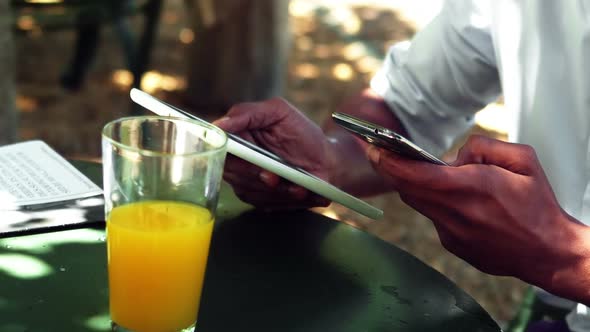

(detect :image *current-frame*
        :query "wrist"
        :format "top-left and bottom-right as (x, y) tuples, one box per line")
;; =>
(529, 212), (590, 305)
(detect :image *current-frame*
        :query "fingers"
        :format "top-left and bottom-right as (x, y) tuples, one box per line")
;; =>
(235, 190), (330, 210)
(399, 191), (481, 264)
(224, 155), (329, 206)
(224, 155), (270, 184)
(259, 170), (280, 187)
(366, 135), (543, 195)
(453, 135), (541, 175)
(231, 180), (329, 208)
(366, 145), (455, 191)
(213, 98), (290, 133)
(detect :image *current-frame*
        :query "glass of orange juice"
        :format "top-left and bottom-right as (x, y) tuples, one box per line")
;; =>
(101, 116), (227, 332)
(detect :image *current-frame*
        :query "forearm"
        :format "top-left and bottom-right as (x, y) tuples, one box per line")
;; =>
(323, 88), (407, 196)
(525, 213), (590, 306)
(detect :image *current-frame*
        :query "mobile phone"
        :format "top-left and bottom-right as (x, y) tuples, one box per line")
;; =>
(332, 112), (448, 166)
(129, 88), (384, 220)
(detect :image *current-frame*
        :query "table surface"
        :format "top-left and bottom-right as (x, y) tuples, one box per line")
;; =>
(0, 161), (501, 332)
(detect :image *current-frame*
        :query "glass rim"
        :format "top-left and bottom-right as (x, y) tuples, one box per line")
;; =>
(101, 115), (228, 158)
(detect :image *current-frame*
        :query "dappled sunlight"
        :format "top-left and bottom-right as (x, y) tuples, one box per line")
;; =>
(295, 35), (313, 51)
(15, 14), (44, 38)
(111, 69), (134, 91)
(1, 228), (104, 254)
(0, 227), (109, 331)
(140, 70), (187, 94)
(112, 69), (188, 94)
(291, 17), (317, 37)
(332, 63), (355, 81)
(84, 314), (111, 331)
(312, 204), (365, 230)
(179, 28), (194, 44)
(315, 205), (341, 221)
(162, 10), (180, 25)
(343, 42), (368, 60)
(293, 63), (320, 79)
(290, 0), (443, 30)
(356, 57), (381, 74)
(312, 44), (332, 59)
(0, 254), (52, 279)
(16, 15), (36, 31)
(291, 0), (442, 28)
(322, 7), (363, 35)
(288, 0), (406, 114)
(289, 1), (317, 18)
(357, 7), (381, 20)
(24, 0), (63, 3)
(16, 95), (38, 113)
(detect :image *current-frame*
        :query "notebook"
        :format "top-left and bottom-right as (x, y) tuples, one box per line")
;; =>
(0, 140), (104, 237)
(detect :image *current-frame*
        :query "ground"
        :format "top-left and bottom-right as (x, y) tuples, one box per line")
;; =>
(14, 0), (527, 325)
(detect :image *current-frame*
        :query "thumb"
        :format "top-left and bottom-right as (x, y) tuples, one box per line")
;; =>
(214, 99), (288, 133)
(454, 135), (540, 175)
(212, 116), (232, 131)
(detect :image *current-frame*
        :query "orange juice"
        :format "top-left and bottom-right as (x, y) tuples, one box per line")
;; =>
(107, 200), (214, 332)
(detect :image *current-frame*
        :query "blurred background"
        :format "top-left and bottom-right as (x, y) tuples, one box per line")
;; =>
(3, 0), (524, 326)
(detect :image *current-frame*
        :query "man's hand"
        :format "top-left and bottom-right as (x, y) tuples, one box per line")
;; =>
(367, 135), (590, 303)
(214, 98), (332, 209)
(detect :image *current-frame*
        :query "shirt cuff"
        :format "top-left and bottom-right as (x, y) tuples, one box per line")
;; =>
(370, 43), (474, 157)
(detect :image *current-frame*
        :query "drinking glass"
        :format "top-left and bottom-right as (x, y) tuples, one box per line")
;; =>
(101, 116), (227, 332)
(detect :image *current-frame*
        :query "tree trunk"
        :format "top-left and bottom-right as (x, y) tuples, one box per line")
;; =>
(185, 0), (290, 117)
(0, 4), (17, 145)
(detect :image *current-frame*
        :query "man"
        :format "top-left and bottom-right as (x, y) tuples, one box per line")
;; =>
(214, 1), (590, 331)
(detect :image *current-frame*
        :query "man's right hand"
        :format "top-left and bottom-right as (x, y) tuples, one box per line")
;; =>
(213, 98), (332, 210)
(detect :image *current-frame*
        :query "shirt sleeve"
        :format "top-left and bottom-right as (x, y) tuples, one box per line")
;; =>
(370, 0), (501, 156)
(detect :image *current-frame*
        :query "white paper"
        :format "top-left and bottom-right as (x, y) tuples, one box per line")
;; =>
(0, 140), (103, 208)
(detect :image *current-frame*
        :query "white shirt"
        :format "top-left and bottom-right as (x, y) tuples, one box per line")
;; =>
(370, 0), (590, 330)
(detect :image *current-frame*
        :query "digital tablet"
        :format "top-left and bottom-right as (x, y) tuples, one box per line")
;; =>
(129, 89), (383, 220)
(332, 112), (448, 166)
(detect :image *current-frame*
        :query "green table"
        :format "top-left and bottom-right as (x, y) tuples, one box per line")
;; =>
(0, 161), (501, 331)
